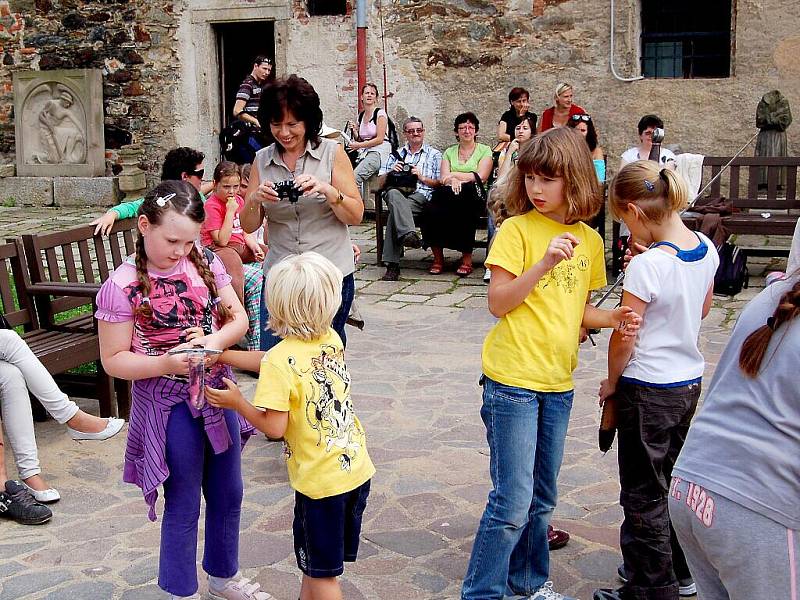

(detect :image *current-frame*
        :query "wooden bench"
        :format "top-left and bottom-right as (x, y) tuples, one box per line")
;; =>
(373, 188), (488, 265)
(611, 156), (800, 275)
(16, 218), (139, 418)
(0, 236), (121, 418)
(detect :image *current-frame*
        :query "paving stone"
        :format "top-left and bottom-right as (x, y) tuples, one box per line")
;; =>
(44, 581), (117, 599)
(0, 569), (72, 600)
(120, 556), (159, 586)
(365, 530), (447, 558)
(411, 571), (449, 593)
(0, 541), (47, 559)
(120, 584), (165, 600)
(0, 561), (26, 578)
(387, 293), (430, 303)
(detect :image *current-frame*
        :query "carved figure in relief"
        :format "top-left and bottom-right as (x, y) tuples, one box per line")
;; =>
(30, 85), (87, 165)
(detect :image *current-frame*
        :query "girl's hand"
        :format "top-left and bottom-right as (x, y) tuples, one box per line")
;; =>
(253, 180), (279, 204)
(205, 377), (245, 411)
(352, 243), (361, 264)
(539, 233), (579, 271)
(612, 306), (642, 340)
(622, 239), (649, 272)
(252, 245), (265, 262)
(294, 173), (328, 198)
(508, 140), (520, 155)
(599, 378), (615, 406)
(90, 210), (118, 236)
(225, 196), (239, 212)
(160, 350), (190, 376)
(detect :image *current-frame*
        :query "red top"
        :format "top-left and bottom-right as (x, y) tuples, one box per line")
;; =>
(539, 104), (586, 132)
(201, 193), (246, 247)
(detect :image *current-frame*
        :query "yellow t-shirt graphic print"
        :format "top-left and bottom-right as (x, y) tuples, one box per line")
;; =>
(252, 329), (375, 499)
(482, 210), (606, 392)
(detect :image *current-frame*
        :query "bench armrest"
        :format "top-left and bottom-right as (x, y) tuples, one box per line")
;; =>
(26, 282), (102, 298)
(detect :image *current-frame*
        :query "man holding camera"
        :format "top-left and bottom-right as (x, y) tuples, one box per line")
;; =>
(378, 117), (442, 281)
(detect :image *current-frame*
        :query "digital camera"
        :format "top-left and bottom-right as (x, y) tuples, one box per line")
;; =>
(274, 180), (301, 203)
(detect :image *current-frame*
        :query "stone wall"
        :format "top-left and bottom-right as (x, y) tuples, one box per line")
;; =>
(0, 0), (798, 183)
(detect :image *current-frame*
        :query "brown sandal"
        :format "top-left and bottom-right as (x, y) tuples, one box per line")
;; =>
(456, 264), (473, 277)
(429, 263), (444, 275)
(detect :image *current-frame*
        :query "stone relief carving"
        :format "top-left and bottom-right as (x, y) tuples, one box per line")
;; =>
(26, 83), (88, 165)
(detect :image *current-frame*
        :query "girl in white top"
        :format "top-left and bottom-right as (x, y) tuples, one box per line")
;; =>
(348, 83), (392, 188)
(594, 161), (719, 600)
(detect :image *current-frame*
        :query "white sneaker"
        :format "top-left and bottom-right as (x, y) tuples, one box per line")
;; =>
(21, 482), (60, 503)
(483, 268), (491, 282)
(528, 581), (578, 600)
(68, 417), (125, 441)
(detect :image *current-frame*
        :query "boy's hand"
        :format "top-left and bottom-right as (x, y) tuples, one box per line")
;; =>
(599, 378), (615, 406)
(540, 233), (579, 271)
(205, 377), (246, 411)
(612, 305), (642, 340)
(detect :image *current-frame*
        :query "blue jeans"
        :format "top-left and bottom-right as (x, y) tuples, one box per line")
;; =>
(461, 376), (574, 600)
(260, 273), (355, 351)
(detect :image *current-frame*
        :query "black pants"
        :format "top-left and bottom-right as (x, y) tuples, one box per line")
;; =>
(615, 380), (701, 600)
(420, 184), (483, 253)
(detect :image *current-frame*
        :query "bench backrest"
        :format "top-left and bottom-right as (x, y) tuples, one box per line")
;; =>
(701, 156), (800, 211)
(21, 218), (138, 325)
(0, 239), (38, 329)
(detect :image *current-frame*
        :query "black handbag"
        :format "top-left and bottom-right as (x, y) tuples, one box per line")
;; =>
(383, 150), (418, 194)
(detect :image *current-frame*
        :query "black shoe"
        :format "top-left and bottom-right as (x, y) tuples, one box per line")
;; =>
(617, 563), (696, 597)
(0, 480), (52, 525)
(400, 231), (422, 249)
(381, 264), (400, 281)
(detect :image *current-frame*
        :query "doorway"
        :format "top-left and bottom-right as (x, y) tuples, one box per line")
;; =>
(215, 21), (275, 127)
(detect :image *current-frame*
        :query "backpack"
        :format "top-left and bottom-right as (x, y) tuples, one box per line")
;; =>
(358, 107), (399, 151)
(714, 242), (749, 296)
(219, 121), (270, 165)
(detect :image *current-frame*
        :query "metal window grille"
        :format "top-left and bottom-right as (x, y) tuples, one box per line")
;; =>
(640, 0), (732, 78)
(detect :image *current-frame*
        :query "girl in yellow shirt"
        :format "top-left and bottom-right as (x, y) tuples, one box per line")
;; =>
(462, 128), (641, 600)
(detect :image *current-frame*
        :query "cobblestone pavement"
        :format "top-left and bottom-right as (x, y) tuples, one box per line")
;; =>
(0, 206), (787, 599)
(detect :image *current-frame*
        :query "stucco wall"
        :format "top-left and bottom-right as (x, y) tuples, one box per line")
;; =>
(1, 0), (798, 181)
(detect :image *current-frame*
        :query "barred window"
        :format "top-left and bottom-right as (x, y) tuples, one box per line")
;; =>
(641, 0), (733, 78)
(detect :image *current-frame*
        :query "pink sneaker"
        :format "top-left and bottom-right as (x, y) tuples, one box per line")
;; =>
(208, 576), (274, 600)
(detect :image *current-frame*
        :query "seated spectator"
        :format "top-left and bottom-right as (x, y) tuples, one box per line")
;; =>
(537, 82), (586, 133)
(200, 161), (265, 303)
(620, 114), (677, 170)
(348, 83), (392, 190)
(421, 112), (493, 277)
(90, 147), (211, 236)
(377, 116), (442, 281)
(0, 329), (124, 517)
(567, 114), (606, 182)
(496, 87), (538, 144)
(496, 113), (536, 181)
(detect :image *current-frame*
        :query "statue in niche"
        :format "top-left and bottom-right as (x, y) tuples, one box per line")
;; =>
(27, 83), (87, 165)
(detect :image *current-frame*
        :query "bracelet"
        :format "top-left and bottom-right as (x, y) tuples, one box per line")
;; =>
(332, 188), (345, 205)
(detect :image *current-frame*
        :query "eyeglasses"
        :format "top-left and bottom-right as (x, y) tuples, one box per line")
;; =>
(188, 168), (204, 179)
(457, 124), (476, 131)
(404, 128), (424, 134)
(570, 114), (591, 122)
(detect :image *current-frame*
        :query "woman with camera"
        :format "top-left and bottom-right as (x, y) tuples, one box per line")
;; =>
(241, 75), (362, 349)
(421, 112), (493, 277)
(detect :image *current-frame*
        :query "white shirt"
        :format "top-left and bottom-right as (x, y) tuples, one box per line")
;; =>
(621, 146), (677, 167)
(621, 232), (719, 385)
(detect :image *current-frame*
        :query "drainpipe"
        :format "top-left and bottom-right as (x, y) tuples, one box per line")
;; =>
(610, 0), (643, 82)
(356, 0), (368, 111)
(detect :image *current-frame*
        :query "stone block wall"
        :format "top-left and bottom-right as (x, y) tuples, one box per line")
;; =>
(0, 0), (179, 186)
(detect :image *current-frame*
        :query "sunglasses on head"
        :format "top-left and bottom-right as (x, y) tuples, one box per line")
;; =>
(570, 114), (592, 122)
(188, 168), (204, 179)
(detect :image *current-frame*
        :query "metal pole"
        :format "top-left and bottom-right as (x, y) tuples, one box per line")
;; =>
(356, 0), (367, 112)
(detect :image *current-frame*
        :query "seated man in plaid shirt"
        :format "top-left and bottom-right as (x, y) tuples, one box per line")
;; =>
(377, 117), (442, 281)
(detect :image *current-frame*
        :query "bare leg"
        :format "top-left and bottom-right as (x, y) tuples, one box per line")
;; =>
(300, 575), (342, 600)
(21, 473), (51, 492)
(65, 410), (111, 434)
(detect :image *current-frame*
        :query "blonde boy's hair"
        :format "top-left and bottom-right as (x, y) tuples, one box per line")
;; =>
(609, 160), (689, 224)
(506, 127), (601, 224)
(266, 252), (343, 341)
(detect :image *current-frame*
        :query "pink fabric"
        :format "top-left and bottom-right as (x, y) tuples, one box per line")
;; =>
(201, 193), (247, 247)
(359, 108), (386, 142)
(95, 254), (231, 356)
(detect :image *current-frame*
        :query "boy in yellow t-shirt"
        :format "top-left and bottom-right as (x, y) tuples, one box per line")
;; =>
(207, 252), (374, 600)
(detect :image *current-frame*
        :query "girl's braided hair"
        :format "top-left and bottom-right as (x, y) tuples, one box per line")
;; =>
(134, 180), (231, 323)
(739, 278), (800, 376)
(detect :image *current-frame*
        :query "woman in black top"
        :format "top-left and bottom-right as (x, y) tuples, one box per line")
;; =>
(496, 87), (538, 143)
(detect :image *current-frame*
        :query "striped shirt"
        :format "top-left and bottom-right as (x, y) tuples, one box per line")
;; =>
(380, 143), (442, 200)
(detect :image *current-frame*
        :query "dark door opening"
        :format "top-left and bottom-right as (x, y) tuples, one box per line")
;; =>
(215, 21), (275, 127)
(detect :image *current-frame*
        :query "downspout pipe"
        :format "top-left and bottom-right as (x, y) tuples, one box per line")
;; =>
(610, 0), (644, 82)
(356, 0), (368, 111)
